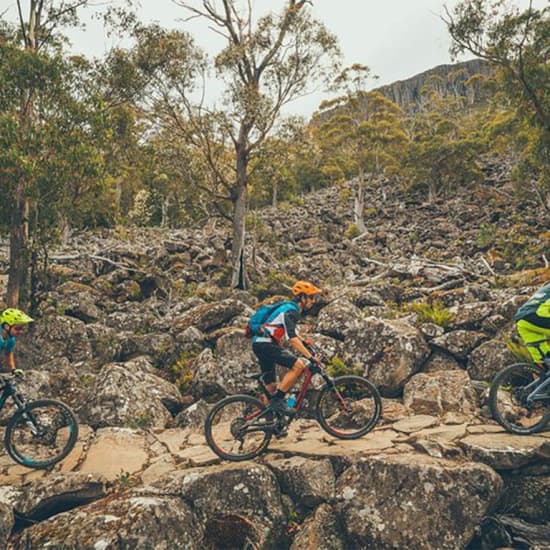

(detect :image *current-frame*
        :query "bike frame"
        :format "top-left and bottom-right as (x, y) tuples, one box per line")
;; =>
(0, 378), (26, 413)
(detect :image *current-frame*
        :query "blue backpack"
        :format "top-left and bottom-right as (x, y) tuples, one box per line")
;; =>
(245, 300), (298, 338)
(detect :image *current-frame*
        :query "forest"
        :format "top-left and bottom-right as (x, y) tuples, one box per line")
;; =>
(0, 0), (549, 304)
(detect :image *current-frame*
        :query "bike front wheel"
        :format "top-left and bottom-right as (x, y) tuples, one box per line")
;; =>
(5, 399), (79, 469)
(204, 394), (272, 461)
(489, 363), (550, 435)
(316, 375), (382, 439)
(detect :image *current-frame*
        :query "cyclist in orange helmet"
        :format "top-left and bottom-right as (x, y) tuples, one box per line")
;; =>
(251, 280), (322, 416)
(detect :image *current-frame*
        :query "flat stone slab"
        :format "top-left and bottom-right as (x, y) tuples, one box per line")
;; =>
(79, 428), (148, 481)
(459, 433), (550, 469)
(392, 415), (439, 433)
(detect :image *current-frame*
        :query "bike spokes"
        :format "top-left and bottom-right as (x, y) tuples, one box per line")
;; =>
(5, 400), (78, 469)
(489, 363), (550, 434)
(205, 395), (272, 461)
(317, 376), (381, 439)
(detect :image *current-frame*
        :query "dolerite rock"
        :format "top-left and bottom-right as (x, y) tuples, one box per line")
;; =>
(335, 454), (503, 549)
(345, 317), (430, 397)
(290, 503), (345, 550)
(268, 456), (335, 509)
(11, 493), (203, 550)
(448, 301), (493, 330)
(0, 502), (14, 550)
(175, 399), (210, 430)
(16, 314), (92, 368)
(431, 330), (486, 361)
(173, 299), (252, 333)
(422, 351), (462, 373)
(14, 473), (106, 522)
(80, 357), (182, 428)
(152, 463), (286, 549)
(316, 298), (363, 340)
(54, 281), (104, 323)
(467, 339), (515, 381)
(497, 474), (550, 523)
(403, 370), (479, 415)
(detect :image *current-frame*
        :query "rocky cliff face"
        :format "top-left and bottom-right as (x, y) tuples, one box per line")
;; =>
(1, 155), (549, 548)
(376, 58), (492, 110)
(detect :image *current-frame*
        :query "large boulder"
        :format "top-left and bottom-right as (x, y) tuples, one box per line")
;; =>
(431, 330), (486, 361)
(80, 357), (182, 428)
(118, 332), (176, 367)
(335, 454), (503, 549)
(290, 503), (345, 550)
(173, 299), (251, 333)
(345, 318), (430, 397)
(0, 501), (13, 550)
(17, 314), (92, 368)
(403, 370), (479, 416)
(11, 493), (203, 550)
(53, 281), (104, 323)
(467, 340), (515, 381)
(152, 463), (286, 549)
(448, 302), (493, 330)
(191, 331), (259, 399)
(497, 474), (550, 523)
(422, 351), (462, 373)
(268, 456), (335, 509)
(316, 298), (363, 340)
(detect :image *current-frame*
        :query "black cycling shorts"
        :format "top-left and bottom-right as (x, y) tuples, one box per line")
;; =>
(252, 341), (298, 384)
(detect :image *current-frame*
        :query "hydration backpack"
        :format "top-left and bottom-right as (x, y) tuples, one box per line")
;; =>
(245, 300), (298, 338)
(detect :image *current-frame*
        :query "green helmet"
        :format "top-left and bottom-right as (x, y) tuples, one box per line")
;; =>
(0, 308), (34, 327)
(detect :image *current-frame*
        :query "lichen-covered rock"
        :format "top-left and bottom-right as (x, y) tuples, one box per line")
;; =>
(290, 503), (345, 550)
(497, 474), (550, 523)
(316, 298), (363, 340)
(175, 399), (209, 430)
(80, 357), (182, 428)
(86, 323), (123, 364)
(152, 463), (286, 549)
(14, 472), (106, 521)
(11, 493), (203, 550)
(173, 299), (251, 333)
(422, 351), (462, 373)
(335, 454), (503, 549)
(403, 370), (479, 416)
(431, 330), (486, 360)
(269, 456), (335, 509)
(345, 317), (430, 397)
(448, 302), (493, 330)
(467, 340), (515, 381)
(17, 314), (92, 368)
(0, 501), (13, 550)
(118, 332), (176, 367)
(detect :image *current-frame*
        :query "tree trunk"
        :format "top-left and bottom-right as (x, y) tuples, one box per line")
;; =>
(272, 181), (278, 207)
(353, 175), (366, 233)
(7, 184), (30, 307)
(230, 146), (248, 289)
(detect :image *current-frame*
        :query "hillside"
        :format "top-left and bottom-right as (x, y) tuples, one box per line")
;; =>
(0, 154), (549, 548)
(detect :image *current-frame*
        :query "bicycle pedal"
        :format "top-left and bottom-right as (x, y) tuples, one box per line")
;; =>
(274, 428), (288, 439)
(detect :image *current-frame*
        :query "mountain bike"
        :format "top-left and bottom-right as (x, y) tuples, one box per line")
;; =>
(489, 355), (550, 434)
(0, 373), (79, 468)
(204, 346), (382, 461)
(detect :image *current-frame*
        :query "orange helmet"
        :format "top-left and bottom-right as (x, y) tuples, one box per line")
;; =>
(291, 281), (322, 297)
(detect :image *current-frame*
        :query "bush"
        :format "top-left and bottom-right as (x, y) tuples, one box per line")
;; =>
(327, 356), (363, 377)
(409, 300), (455, 328)
(344, 223), (362, 240)
(169, 352), (196, 392)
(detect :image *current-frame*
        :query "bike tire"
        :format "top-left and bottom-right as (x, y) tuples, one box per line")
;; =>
(5, 399), (79, 469)
(316, 375), (382, 439)
(204, 394), (272, 461)
(489, 363), (550, 435)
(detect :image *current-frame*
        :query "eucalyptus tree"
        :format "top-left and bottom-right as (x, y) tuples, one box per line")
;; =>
(150, 1), (341, 288)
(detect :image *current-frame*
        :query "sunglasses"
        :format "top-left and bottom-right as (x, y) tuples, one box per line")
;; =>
(11, 325), (26, 333)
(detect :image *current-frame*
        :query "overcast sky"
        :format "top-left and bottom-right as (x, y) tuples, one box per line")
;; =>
(2, 0), (546, 116)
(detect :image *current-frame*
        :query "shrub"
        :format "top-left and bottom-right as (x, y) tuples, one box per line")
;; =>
(409, 300), (455, 328)
(169, 352), (196, 392)
(327, 356), (363, 377)
(344, 223), (362, 240)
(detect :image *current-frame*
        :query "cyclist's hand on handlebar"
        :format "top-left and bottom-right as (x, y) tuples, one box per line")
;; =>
(12, 369), (24, 378)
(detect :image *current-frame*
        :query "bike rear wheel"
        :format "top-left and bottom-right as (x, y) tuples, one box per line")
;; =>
(489, 363), (550, 435)
(5, 399), (79, 469)
(204, 394), (272, 461)
(316, 375), (382, 439)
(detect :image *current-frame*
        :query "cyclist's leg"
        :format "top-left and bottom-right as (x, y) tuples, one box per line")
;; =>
(252, 343), (277, 405)
(516, 319), (550, 362)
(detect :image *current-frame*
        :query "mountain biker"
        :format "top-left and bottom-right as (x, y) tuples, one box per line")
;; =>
(514, 282), (550, 366)
(0, 308), (34, 374)
(252, 280), (322, 416)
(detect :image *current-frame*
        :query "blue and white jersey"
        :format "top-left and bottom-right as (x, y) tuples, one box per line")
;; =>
(253, 302), (300, 344)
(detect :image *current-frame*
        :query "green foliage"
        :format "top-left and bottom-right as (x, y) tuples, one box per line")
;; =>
(409, 301), (455, 328)
(169, 352), (196, 393)
(344, 223), (361, 240)
(327, 356), (363, 378)
(476, 223), (498, 249)
(251, 271), (295, 300)
(127, 412), (152, 429)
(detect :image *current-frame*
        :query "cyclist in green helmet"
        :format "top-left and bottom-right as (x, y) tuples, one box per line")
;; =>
(515, 282), (550, 364)
(0, 308), (34, 374)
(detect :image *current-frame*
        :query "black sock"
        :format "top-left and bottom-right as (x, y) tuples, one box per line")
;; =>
(274, 389), (286, 400)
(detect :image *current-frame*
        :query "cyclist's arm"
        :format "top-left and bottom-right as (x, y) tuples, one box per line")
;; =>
(3, 351), (15, 372)
(288, 337), (314, 359)
(284, 310), (314, 359)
